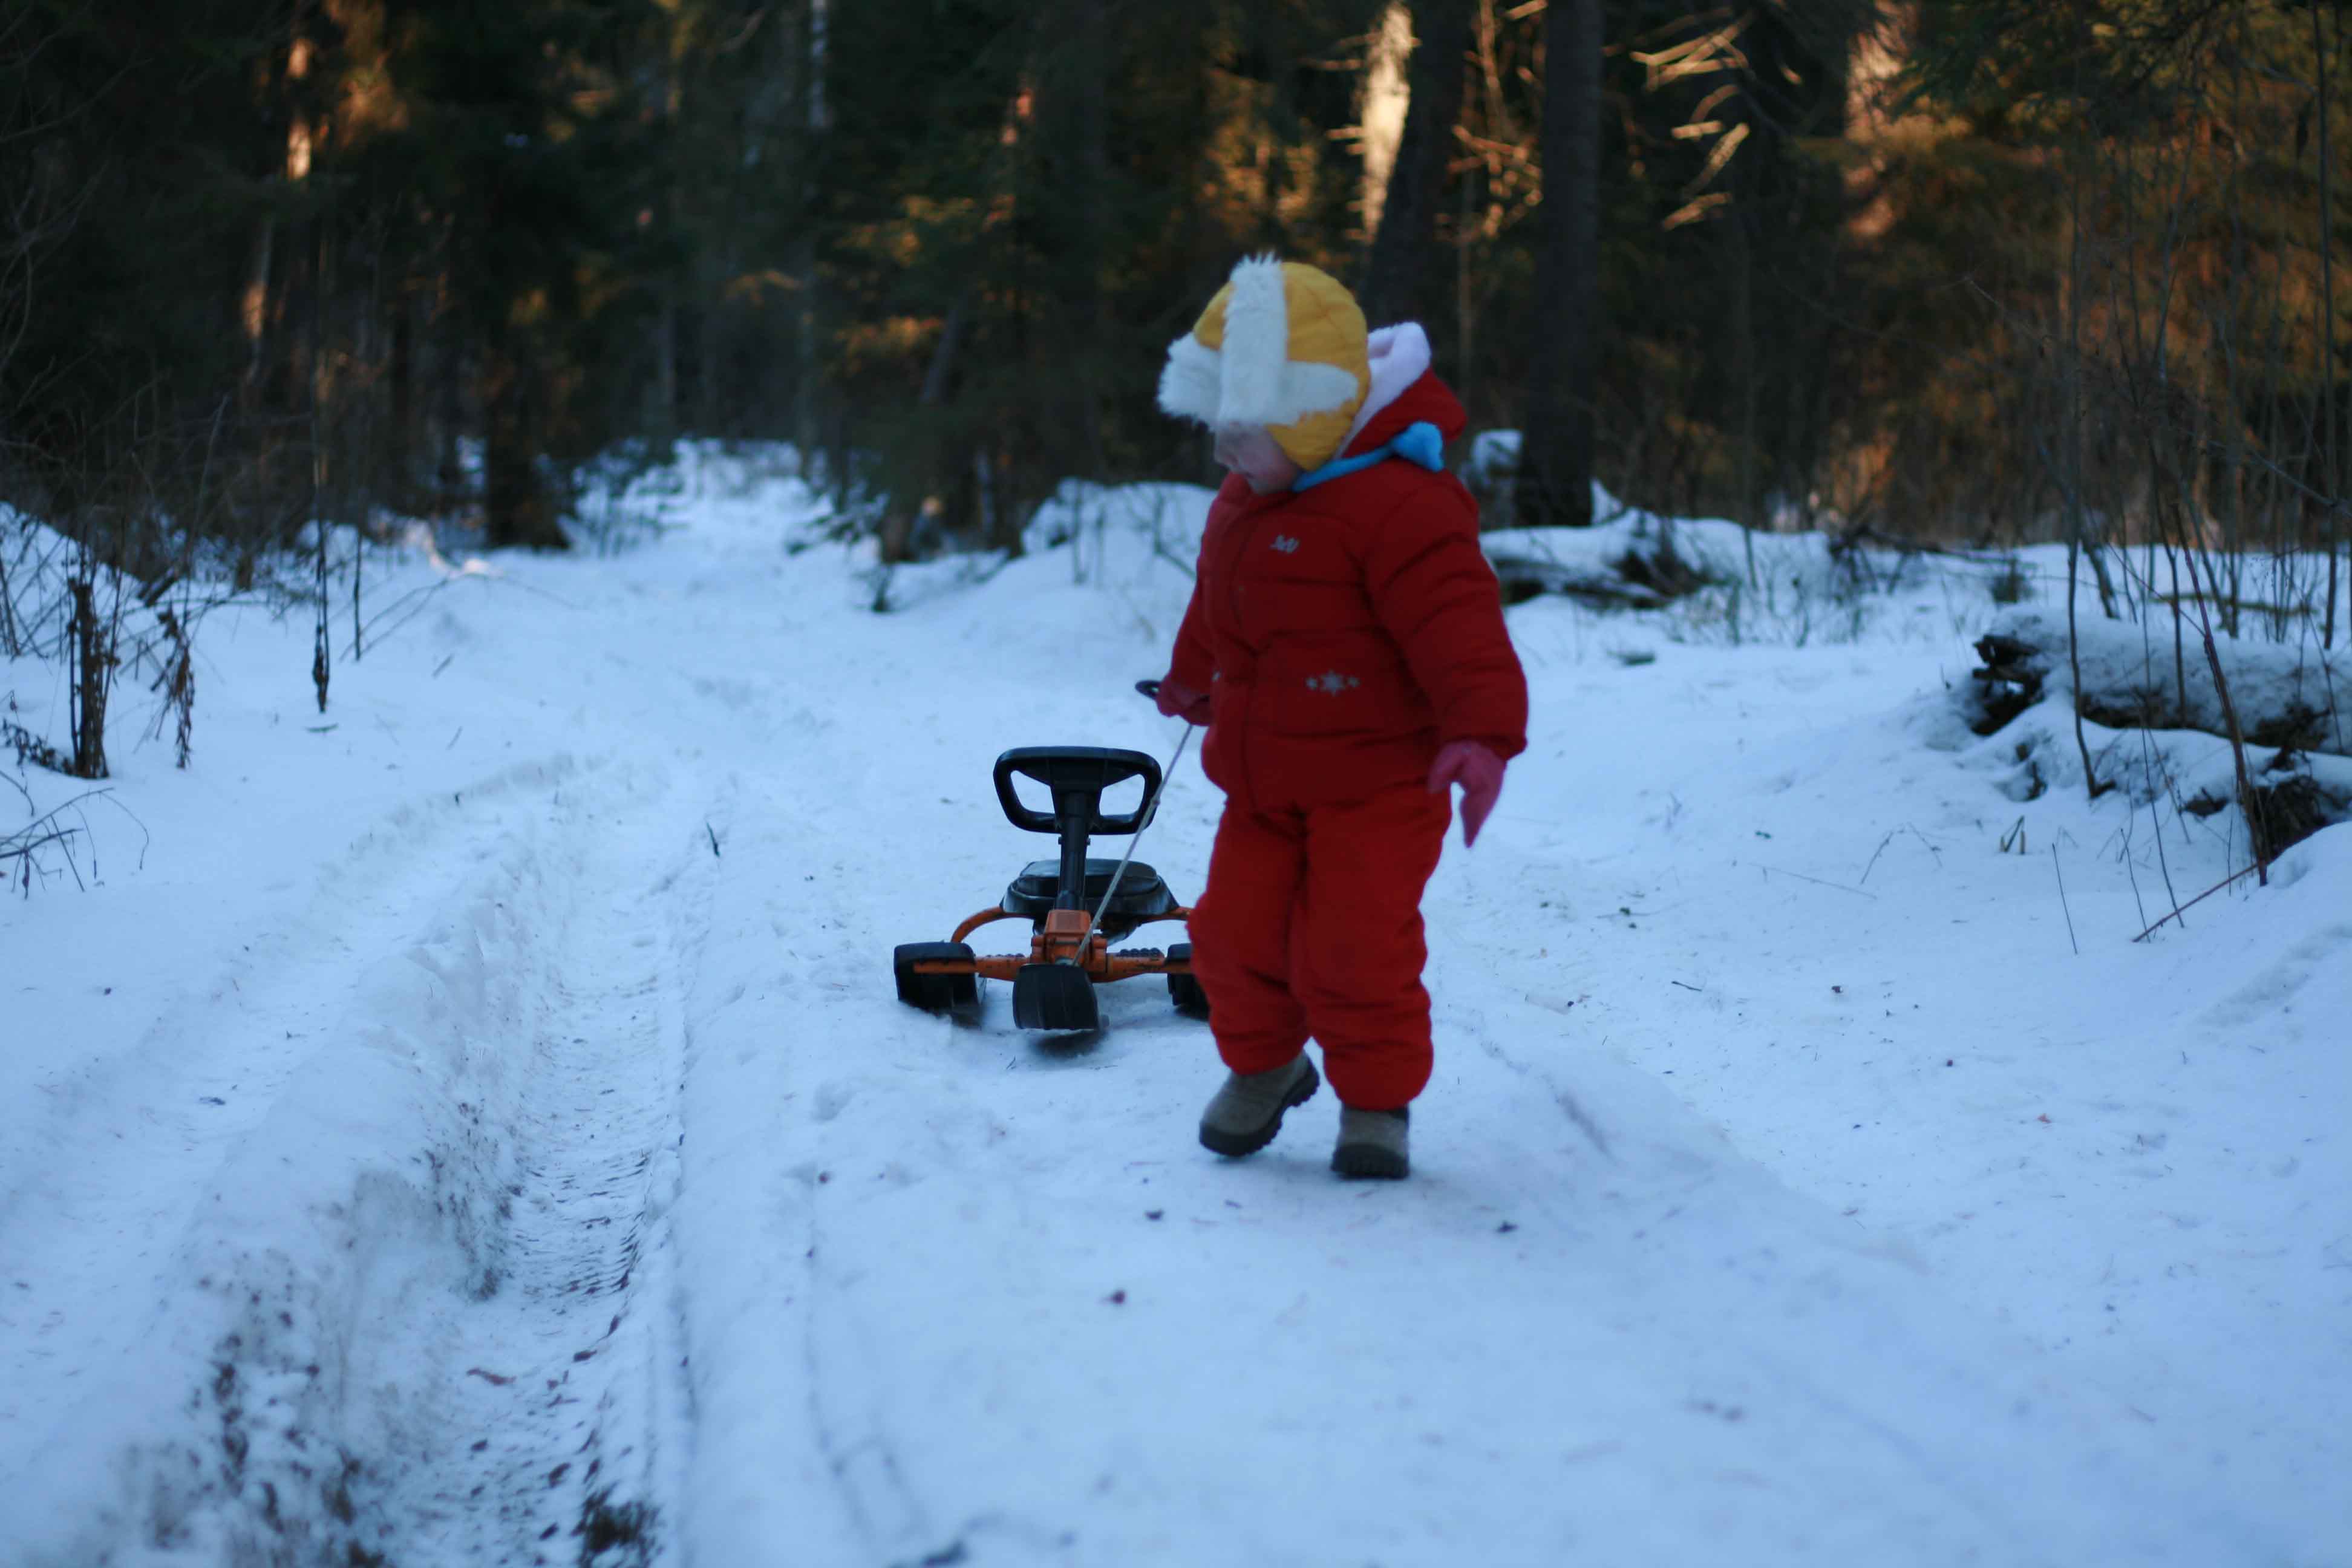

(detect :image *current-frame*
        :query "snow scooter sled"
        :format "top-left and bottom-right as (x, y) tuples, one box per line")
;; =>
(892, 739), (1209, 1032)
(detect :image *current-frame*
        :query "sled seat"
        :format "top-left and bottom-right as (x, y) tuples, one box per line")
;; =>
(1003, 858), (1176, 939)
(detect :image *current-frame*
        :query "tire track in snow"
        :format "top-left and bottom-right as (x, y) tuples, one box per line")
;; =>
(1, 752), (593, 1487)
(382, 844), (701, 1568)
(0, 753), (590, 1379)
(12, 760), (710, 1566)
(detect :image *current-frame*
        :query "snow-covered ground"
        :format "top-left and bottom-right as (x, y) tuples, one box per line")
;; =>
(2, 446), (2345, 1566)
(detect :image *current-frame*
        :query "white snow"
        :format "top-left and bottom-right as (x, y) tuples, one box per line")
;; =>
(1976, 601), (2350, 746)
(1, 446), (2345, 1565)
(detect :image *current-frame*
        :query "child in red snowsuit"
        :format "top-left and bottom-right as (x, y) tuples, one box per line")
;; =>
(1152, 257), (1528, 1178)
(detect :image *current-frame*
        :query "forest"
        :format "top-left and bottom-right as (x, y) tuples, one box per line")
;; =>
(4, 0), (2351, 768)
(4, 8), (2350, 1560)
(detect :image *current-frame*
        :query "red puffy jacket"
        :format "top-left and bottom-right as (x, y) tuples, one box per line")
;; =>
(1168, 368), (1528, 814)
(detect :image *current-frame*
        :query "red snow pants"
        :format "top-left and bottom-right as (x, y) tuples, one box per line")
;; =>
(1187, 784), (1452, 1111)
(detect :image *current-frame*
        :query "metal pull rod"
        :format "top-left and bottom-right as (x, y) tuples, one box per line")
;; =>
(1063, 719), (1195, 965)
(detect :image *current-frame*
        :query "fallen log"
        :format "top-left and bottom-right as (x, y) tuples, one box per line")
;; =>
(1965, 604), (2349, 750)
(1485, 551), (1673, 610)
(1962, 605), (2352, 859)
(1485, 528), (1720, 611)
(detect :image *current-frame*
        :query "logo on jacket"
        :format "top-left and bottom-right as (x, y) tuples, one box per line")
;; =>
(1305, 670), (1361, 695)
(1270, 534), (1300, 554)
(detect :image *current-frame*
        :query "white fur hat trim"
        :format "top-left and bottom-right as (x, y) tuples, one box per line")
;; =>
(1157, 255), (1364, 430)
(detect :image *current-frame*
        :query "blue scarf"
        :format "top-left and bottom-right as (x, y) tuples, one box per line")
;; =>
(1290, 420), (1445, 492)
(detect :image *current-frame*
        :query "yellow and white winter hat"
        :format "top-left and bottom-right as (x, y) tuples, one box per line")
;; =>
(1157, 256), (1370, 472)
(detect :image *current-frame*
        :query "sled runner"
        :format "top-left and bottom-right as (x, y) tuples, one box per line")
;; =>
(892, 745), (1209, 1031)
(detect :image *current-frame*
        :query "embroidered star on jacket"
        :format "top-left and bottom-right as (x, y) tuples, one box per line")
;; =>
(1305, 670), (1361, 695)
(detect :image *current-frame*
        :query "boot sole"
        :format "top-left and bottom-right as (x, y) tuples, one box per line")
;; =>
(1198, 1059), (1321, 1158)
(1331, 1142), (1409, 1180)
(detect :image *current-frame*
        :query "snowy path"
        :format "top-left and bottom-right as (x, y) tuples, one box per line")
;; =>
(3, 456), (2342, 1564)
(671, 685), (2288, 1566)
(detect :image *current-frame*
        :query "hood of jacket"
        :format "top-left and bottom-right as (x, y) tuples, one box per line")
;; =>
(1334, 323), (1464, 460)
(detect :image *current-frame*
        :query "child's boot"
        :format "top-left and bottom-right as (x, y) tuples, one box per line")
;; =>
(1198, 1054), (1320, 1157)
(1332, 1105), (1410, 1179)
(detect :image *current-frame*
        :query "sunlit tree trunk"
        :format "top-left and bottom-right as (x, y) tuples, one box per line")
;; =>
(1357, 5), (1413, 240)
(241, 219), (276, 400)
(1515, 0), (1599, 528)
(1359, 0), (1471, 334)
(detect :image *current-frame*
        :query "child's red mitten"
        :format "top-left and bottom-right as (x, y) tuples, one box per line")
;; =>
(1426, 740), (1505, 847)
(1154, 676), (1214, 727)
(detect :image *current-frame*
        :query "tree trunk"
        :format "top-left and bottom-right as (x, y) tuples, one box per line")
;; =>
(67, 576), (111, 780)
(483, 345), (568, 550)
(921, 293), (972, 408)
(310, 213), (332, 713)
(1074, 0), (1112, 477)
(388, 289), (417, 507)
(1514, 0), (1599, 529)
(794, 238), (822, 465)
(2316, 1), (2341, 648)
(656, 300), (680, 434)
(1357, 0), (1471, 332)
(241, 218), (276, 401)
(794, 0), (831, 469)
(435, 284), (468, 512)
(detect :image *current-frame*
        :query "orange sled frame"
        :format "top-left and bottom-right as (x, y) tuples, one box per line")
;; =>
(892, 746), (1210, 1031)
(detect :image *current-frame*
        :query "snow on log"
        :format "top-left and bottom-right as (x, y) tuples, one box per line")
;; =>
(1959, 605), (2352, 860)
(1964, 604), (2350, 751)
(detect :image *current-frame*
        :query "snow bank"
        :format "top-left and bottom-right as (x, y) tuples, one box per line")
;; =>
(1478, 482), (2036, 648)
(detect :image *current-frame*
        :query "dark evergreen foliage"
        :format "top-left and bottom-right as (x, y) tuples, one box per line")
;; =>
(1, 0), (2347, 566)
